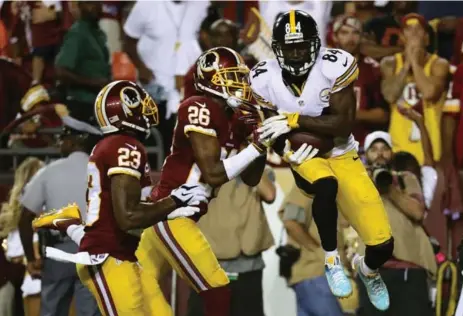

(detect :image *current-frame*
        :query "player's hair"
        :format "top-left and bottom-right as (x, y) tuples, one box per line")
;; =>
(0, 157), (44, 237)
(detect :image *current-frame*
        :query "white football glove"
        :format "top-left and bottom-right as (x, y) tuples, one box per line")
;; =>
(170, 184), (210, 207)
(283, 140), (319, 165)
(257, 115), (292, 142)
(167, 206), (201, 220)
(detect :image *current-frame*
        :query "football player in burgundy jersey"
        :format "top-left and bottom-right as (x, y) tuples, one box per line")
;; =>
(136, 46), (314, 316)
(332, 16), (389, 148)
(33, 80), (210, 316)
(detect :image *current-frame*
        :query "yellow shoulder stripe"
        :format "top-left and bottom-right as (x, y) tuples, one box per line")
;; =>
(108, 167), (141, 180)
(184, 125), (217, 138)
(332, 67), (359, 92)
(334, 58), (357, 86)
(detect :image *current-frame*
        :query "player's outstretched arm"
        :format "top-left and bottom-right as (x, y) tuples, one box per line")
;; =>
(189, 131), (264, 187)
(111, 175), (207, 230)
(240, 154), (267, 187)
(295, 82), (357, 138)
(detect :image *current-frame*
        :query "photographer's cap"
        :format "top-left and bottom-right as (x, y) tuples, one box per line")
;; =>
(364, 131), (392, 151)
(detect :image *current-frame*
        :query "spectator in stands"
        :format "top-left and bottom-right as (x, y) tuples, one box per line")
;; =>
(99, 2), (127, 55)
(175, 7), (220, 96)
(332, 15), (389, 148)
(381, 13), (449, 166)
(358, 131), (437, 316)
(29, 1), (63, 86)
(363, 2), (436, 60)
(123, 0), (209, 155)
(187, 167), (276, 316)
(258, 1), (332, 46)
(55, 1), (111, 123)
(18, 115), (101, 316)
(451, 63), (463, 169)
(280, 185), (346, 316)
(182, 19), (257, 100)
(0, 157), (44, 316)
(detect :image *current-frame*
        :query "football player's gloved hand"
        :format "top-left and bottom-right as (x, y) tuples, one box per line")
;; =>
(257, 113), (300, 142)
(167, 206), (201, 220)
(170, 184), (210, 208)
(282, 140), (319, 165)
(239, 110), (270, 154)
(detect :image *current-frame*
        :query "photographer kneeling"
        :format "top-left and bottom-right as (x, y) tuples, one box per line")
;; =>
(356, 131), (437, 316)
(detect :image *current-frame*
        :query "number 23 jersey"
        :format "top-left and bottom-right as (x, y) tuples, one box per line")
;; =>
(249, 47), (359, 157)
(80, 134), (152, 262)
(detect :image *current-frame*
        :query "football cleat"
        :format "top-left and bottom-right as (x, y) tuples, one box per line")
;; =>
(352, 255), (390, 311)
(325, 255), (353, 298)
(32, 203), (83, 232)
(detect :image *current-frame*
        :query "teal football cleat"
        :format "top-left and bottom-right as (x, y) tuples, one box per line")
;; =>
(324, 255), (353, 298)
(353, 255), (390, 311)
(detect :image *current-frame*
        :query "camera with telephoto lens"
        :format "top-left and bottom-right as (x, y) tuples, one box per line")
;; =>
(370, 165), (393, 194)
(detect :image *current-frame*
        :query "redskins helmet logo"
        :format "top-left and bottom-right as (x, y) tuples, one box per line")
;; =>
(199, 51), (220, 72)
(120, 86), (141, 109)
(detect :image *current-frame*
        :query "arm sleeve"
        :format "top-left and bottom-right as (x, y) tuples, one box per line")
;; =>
(105, 137), (148, 180)
(123, 1), (147, 39)
(20, 167), (47, 214)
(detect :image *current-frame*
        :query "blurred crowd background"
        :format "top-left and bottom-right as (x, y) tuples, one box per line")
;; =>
(0, 1), (463, 316)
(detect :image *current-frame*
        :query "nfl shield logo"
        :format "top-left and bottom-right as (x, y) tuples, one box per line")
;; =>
(298, 100), (304, 107)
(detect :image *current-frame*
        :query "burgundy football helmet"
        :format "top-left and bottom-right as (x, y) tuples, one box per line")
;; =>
(94, 80), (158, 135)
(194, 47), (252, 109)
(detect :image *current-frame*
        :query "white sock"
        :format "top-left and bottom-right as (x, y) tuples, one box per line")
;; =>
(66, 224), (85, 246)
(325, 249), (339, 258)
(360, 258), (377, 275)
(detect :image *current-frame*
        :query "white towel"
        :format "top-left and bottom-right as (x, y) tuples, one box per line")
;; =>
(45, 247), (108, 266)
(21, 274), (41, 298)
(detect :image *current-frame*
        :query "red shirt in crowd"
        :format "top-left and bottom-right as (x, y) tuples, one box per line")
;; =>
(353, 55), (388, 147)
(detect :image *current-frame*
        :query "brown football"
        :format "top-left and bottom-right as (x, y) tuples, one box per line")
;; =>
(272, 130), (334, 156)
(261, 109), (334, 156)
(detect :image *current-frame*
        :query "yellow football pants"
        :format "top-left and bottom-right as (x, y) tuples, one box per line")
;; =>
(137, 217), (230, 316)
(76, 256), (150, 316)
(292, 149), (392, 246)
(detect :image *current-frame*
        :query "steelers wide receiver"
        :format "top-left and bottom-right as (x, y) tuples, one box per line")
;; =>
(249, 10), (394, 311)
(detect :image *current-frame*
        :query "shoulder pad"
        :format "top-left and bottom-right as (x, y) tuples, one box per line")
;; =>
(249, 60), (277, 87)
(178, 95), (220, 113)
(249, 59), (277, 105)
(98, 134), (145, 156)
(319, 48), (358, 93)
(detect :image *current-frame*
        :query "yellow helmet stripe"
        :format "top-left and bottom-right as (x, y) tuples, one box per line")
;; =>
(289, 10), (296, 33)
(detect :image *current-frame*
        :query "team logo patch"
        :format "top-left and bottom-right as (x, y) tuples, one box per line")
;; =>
(199, 51), (220, 72)
(120, 86), (141, 109)
(319, 88), (330, 102)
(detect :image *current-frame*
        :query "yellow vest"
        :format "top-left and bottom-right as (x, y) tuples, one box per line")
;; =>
(389, 53), (445, 164)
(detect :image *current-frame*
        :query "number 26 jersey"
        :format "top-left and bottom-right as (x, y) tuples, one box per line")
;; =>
(250, 47), (359, 157)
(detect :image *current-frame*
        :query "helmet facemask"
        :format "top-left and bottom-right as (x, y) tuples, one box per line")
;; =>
(211, 66), (253, 109)
(272, 37), (320, 76)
